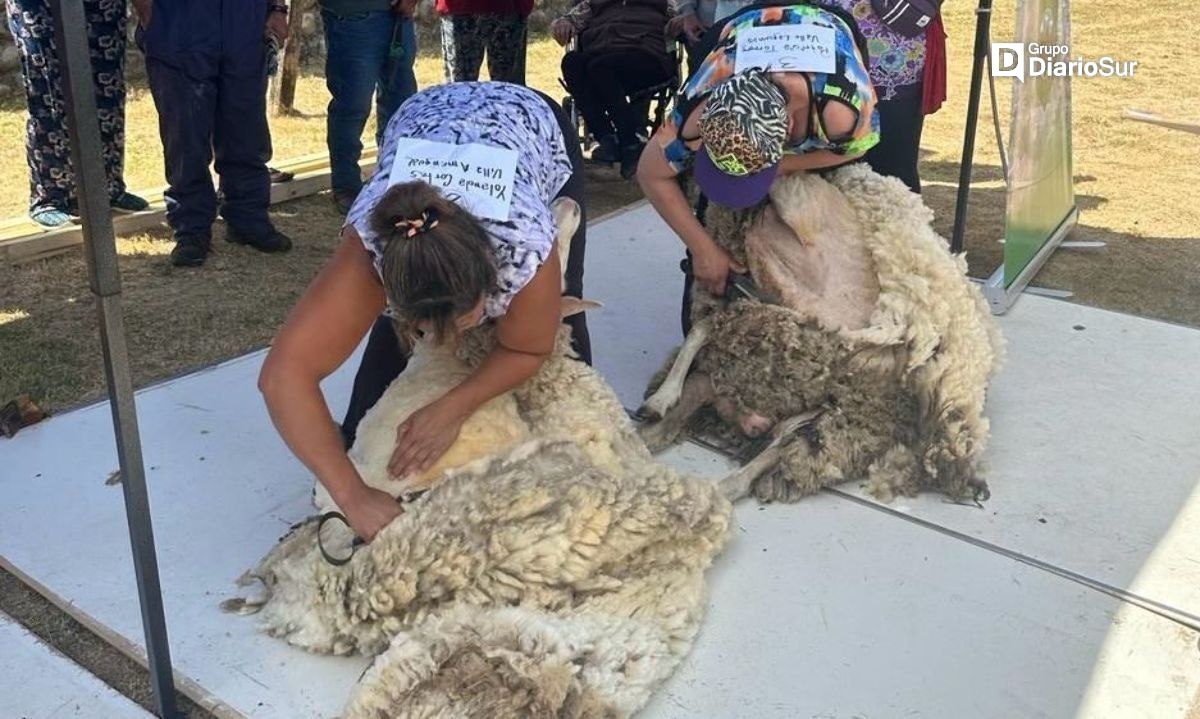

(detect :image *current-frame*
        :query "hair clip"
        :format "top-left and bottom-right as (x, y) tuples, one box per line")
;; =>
(392, 208), (440, 239)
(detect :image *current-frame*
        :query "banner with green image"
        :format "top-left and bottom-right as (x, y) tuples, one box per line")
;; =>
(1004, 0), (1078, 284)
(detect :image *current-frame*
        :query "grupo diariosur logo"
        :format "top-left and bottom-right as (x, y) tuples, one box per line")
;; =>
(991, 42), (1138, 81)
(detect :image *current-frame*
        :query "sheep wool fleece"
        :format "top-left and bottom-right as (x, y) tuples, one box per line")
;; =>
(234, 327), (732, 717)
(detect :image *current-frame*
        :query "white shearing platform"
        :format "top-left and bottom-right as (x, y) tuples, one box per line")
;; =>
(0, 611), (152, 719)
(0, 204), (1197, 717)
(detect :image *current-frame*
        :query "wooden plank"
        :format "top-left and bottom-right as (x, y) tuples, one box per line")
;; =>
(0, 148), (378, 266)
(1125, 108), (1200, 135)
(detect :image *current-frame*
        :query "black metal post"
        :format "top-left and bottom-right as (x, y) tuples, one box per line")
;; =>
(47, 1), (179, 716)
(950, 0), (994, 255)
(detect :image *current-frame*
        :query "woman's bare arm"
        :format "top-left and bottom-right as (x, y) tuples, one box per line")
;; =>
(388, 247), (564, 476)
(637, 120), (744, 294)
(258, 231), (400, 540)
(778, 148), (865, 174)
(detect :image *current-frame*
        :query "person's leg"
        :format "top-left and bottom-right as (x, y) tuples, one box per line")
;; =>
(145, 57), (219, 243)
(441, 14), (485, 82)
(6, 0), (74, 218)
(376, 15), (418, 144)
(864, 85), (925, 194)
(341, 316), (410, 448)
(83, 0), (130, 203)
(214, 32), (274, 238)
(599, 50), (673, 146)
(323, 9), (394, 198)
(483, 13), (527, 84)
(534, 89), (591, 364)
(561, 50), (615, 143)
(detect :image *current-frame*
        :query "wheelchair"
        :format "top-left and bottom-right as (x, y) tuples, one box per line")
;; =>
(557, 35), (687, 156)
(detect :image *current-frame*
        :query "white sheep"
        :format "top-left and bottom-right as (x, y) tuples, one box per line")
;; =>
(227, 200), (733, 718)
(639, 165), (1005, 504)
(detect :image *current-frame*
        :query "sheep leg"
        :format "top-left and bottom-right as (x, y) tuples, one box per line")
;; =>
(639, 372), (714, 453)
(551, 197), (581, 288)
(718, 410), (822, 502)
(637, 319), (711, 422)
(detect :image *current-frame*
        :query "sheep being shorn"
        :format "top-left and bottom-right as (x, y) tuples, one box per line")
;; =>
(639, 165), (1004, 504)
(227, 200), (732, 717)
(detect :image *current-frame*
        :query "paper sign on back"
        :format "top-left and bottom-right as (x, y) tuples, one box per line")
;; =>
(735, 24), (837, 74)
(388, 138), (519, 222)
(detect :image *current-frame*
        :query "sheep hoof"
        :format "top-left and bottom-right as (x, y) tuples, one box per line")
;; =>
(970, 477), (992, 503)
(219, 597), (265, 616)
(634, 402), (664, 423)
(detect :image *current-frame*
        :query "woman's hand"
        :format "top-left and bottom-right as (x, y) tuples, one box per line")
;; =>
(551, 18), (574, 46)
(342, 485), (404, 542)
(692, 244), (747, 296)
(388, 397), (468, 478)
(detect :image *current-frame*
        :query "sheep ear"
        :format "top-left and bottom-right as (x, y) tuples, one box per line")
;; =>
(561, 296), (603, 318)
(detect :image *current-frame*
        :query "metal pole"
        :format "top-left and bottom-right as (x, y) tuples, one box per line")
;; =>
(47, 1), (179, 716)
(950, 0), (994, 255)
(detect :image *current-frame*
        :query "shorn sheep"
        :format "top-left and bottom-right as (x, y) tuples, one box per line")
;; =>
(639, 165), (1005, 504)
(225, 199), (732, 718)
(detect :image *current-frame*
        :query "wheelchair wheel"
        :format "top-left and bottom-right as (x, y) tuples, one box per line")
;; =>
(562, 95), (593, 153)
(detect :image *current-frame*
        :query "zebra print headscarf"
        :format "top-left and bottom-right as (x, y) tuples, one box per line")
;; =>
(699, 71), (789, 177)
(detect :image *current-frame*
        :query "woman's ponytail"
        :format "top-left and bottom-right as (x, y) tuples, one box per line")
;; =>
(370, 181), (497, 344)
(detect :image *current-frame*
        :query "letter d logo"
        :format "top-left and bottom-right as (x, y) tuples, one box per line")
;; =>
(991, 42), (1025, 81)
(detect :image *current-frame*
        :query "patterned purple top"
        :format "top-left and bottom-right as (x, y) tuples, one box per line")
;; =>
(827, 0), (927, 101)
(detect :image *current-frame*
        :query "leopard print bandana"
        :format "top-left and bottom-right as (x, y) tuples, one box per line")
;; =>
(699, 72), (789, 177)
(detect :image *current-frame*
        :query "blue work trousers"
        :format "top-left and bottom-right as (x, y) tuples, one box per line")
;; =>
(141, 0), (273, 239)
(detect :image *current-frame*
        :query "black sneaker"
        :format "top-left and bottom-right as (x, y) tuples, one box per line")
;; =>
(590, 135), (619, 164)
(619, 141), (645, 180)
(170, 235), (211, 267)
(225, 225), (293, 254)
(110, 192), (150, 214)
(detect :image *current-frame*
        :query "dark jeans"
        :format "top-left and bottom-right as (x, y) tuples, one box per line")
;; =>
(323, 9), (417, 196)
(340, 92), (590, 447)
(5, 0), (128, 212)
(561, 48), (672, 146)
(865, 84), (925, 194)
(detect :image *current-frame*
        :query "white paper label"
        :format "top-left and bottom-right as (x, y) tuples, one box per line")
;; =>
(734, 24), (837, 74)
(387, 138), (519, 222)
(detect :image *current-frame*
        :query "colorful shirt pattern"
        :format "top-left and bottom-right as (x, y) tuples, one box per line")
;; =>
(346, 82), (574, 321)
(663, 3), (879, 173)
(828, 0), (926, 100)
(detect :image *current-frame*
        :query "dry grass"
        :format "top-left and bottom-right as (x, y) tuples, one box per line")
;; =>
(922, 0), (1199, 321)
(1, 13), (1198, 413)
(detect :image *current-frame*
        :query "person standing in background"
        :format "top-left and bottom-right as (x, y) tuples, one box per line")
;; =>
(320, 0), (419, 215)
(5, 0), (149, 228)
(437, 0), (530, 84)
(134, 0), (294, 267)
(828, 0), (935, 193)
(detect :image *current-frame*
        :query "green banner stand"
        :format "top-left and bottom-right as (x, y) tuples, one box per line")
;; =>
(983, 0), (1080, 314)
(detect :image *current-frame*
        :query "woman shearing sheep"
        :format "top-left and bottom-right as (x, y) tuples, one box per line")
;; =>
(258, 82), (589, 543)
(637, 3), (879, 308)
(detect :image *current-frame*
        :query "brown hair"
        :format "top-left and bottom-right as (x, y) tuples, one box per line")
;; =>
(370, 181), (497, 345)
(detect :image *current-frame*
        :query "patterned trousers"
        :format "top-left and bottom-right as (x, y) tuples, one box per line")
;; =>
(5, 0), (128, 212)
(439, 13), (527, 85)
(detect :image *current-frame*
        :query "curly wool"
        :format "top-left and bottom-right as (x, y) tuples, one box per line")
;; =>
(684, 166), (1003, 502)
(251, 441), (729, 716)
(238, 319), (731, 717)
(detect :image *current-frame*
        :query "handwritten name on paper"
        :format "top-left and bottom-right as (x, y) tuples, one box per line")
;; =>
(735, 24), (837, 74)
(388, 138), (519, 221)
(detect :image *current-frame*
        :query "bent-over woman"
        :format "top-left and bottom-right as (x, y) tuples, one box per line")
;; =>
(258, 82), (589, 542)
